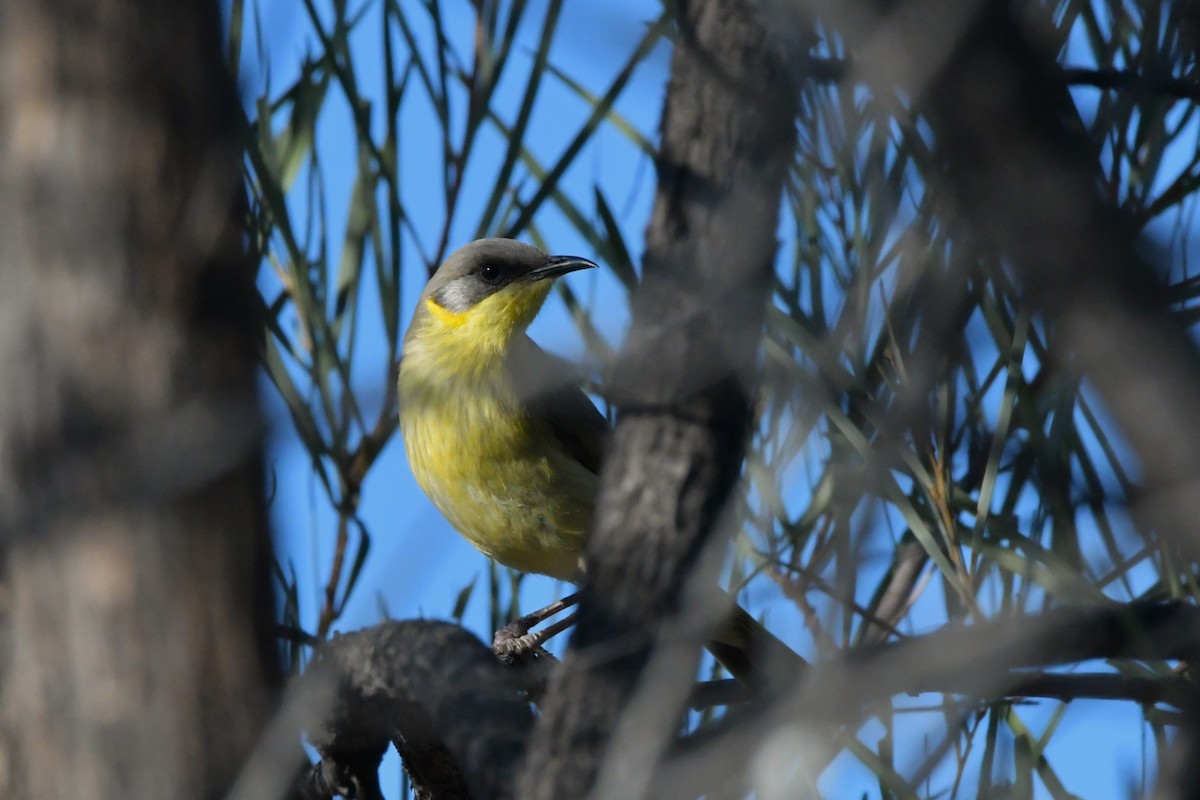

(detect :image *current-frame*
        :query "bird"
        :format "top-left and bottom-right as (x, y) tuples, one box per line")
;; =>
(397, 237), (800, 685)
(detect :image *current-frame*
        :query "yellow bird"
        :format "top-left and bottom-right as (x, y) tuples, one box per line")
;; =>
(398, 238), (797, 682)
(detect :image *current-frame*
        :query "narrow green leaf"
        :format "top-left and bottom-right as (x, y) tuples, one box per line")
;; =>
(475, 0), (565, 237)
(339, 519), (373, 610)
(593, 187), (639, 291)
(451, 577), (477, 622)
(503, 13), (670, 238)
(544, 60), (655, 156)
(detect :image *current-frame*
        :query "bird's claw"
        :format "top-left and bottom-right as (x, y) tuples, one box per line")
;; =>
(492, 620), (556, 663)
(491, 607), (578, 664)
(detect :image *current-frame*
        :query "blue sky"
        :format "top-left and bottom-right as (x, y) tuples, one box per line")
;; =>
(246, 0), (661, 629)
(233, 2), (1195, 797)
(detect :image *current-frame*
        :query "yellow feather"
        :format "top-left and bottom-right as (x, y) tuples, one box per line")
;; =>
(398, 240), (803, 685)
(399, 281), (590, 580)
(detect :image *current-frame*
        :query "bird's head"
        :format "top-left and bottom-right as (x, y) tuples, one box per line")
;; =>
(406, 238), (597, 355)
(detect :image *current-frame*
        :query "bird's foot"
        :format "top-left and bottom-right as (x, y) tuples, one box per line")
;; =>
(491, 591), (581, 664)
(492, 603), (579, 702)
(492, 612), (576, 663)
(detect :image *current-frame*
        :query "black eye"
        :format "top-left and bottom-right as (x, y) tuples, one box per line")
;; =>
(479, 264), (501, 283)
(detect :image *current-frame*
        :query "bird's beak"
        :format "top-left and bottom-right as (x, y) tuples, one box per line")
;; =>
(526, 255), (598, 282)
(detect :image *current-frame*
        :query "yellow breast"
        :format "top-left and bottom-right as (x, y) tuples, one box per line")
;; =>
(398, 306), (593, 581)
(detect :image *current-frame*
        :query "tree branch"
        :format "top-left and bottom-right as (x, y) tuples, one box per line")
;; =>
(295, 600), (1196, 799)
(691, 668), (1194, 710)
(794, 1), (1200, 792)
(837, 2), (1200, 558)
(651, 602), (1200, 799)
(799, 54), (1200, 103)
(300, 620), (534, 800)
(1060, 66), (1200, 102)
(516, 0), (802, 797)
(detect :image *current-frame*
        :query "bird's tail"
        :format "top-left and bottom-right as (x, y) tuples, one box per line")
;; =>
(705, 598), (807, 689)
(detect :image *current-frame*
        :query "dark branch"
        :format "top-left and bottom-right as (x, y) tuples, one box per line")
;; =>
(690, 669), (1193, 710)
(821, 3), (1200, 789)
(800, 55), (1200, 103)
(1060, 66), (1200, 102)
(651, 602), (1200, 799)
(296, 603), (1196, 798)
(984, 671), (1193, 708)
(705, 601), (1200, 720)
(804, 0), (1200, 574)
(516, 0), (802, 796)
(301, 620), (533, 800)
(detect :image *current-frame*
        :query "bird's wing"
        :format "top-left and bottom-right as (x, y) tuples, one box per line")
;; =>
(509, 335), (608, 475)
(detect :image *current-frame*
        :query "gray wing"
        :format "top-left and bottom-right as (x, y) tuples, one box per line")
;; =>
(509, 335), (608, 475)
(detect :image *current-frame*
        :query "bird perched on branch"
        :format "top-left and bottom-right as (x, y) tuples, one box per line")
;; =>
(398, 238), (799, 684)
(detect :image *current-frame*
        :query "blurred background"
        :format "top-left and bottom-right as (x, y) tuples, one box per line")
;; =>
(232, 0), (1200, 796)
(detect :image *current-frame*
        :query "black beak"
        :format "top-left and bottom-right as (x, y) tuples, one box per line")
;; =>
(527, 254), (598, 281)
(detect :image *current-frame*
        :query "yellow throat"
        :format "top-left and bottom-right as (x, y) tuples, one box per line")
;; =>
(397, 239), (600, 581)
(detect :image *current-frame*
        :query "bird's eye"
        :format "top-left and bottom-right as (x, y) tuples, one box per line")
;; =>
(479, 264), (501, 283)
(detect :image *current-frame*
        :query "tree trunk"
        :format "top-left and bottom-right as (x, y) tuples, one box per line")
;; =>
(517, 1), (800, 797)
(0, 2), (275, 797)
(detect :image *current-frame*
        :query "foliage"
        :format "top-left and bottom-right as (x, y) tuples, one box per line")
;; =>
(236, 0), (1200, 796)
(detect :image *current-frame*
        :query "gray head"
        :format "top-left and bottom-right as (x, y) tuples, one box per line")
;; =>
(420, 238), (597, 314)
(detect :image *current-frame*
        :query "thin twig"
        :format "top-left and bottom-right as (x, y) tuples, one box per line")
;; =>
(317, 512), (350, 638)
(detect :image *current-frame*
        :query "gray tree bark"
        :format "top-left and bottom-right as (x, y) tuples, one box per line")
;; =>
(517, 1), (800, 797)
(300, 621), (534, 800)
(0, 2), (275, 797)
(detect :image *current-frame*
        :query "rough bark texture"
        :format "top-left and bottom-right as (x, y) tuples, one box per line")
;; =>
(301, 621), (534, 800)
(0, 2), (275, 797)
(517, 1), (800, 797)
